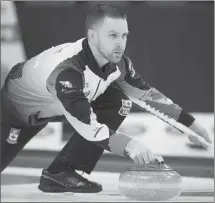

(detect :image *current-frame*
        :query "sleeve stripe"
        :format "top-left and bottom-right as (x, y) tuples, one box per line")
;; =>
(116, 81), (149, 99)
(94, 126), (104, 138)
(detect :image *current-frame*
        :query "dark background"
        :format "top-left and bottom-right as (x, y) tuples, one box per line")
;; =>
(14, 1), (214, 112)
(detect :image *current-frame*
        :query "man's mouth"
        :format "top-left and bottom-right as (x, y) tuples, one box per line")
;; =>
(114, 51), (123, 54)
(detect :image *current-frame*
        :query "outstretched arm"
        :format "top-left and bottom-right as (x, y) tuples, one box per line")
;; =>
(115, 56), (212, 148)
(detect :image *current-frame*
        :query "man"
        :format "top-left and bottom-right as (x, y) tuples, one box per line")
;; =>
(1, 3), (212, 193)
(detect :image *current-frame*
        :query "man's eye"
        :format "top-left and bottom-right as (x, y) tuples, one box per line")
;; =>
(110, 34), (117, 38)
(122, 34), (128, 39)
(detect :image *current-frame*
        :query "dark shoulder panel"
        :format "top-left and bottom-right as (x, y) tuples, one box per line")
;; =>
(47, 55), (85, 88)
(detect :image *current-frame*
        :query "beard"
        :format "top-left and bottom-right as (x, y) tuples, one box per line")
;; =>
(97, 41), (123, 63)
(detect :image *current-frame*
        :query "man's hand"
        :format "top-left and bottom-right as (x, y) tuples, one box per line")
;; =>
(124, 139), (163, 164)
(188, 120), (213, 148)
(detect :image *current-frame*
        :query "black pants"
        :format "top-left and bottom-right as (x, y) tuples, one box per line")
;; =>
(1, 86), (131, 173)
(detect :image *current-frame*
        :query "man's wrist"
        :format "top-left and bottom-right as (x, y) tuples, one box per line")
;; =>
(109, 133), (132, 157)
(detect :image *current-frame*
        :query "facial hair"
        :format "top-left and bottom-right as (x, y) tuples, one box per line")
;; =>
(97, 38), (123, 63)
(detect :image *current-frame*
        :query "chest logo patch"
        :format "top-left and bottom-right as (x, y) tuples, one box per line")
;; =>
(59, 81), (73, 88)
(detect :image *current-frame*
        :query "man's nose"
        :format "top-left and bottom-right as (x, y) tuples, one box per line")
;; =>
(116, 44), (125, 51)
(116, 43), (121, 48)
(116, 41), (125, 49)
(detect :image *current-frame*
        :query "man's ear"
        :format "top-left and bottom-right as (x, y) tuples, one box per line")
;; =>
(88, 29), (97, 44)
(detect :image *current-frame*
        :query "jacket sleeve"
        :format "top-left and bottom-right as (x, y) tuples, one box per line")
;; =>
(53, 66), (131, 156)
(115, 56), (195, 127)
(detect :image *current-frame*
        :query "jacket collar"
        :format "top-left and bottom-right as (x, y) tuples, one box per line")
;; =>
(81, 38), (116, 80)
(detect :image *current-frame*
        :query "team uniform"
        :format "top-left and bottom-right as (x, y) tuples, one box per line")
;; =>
(1, 37), (194, 192)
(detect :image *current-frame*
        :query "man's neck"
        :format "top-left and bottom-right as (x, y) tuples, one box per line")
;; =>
(88, 40), (109, 68)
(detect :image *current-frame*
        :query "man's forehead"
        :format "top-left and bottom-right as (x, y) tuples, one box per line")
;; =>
(100, 17), (128, 33)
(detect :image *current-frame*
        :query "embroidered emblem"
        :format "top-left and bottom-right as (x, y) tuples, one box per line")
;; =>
(118, 99), (132, 116)
(7, 128), (21, 144)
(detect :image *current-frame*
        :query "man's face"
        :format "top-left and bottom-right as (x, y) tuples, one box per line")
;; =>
(94, 17), (129, 63)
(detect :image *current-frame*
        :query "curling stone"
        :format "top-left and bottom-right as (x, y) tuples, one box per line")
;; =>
(118, 163), (182, 201)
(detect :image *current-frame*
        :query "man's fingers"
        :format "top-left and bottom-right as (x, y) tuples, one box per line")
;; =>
(130, 152), (150, 165)
(126, 140), (158, 165)
(130, 153), (138, 164)
(137, 155), (144, 164)
(189, 134), (201, 145)
(133, 157), (139, 164)
(188, 134), (209, 149)
(193, 127), (212, 143)
(188, 134), (200, 144)
(200, 130), (212, 143)
(142, 153), (149, 164)
(130, 153), (140, 164)
(204, 135), (212, 143)
(154, 155), (164, 163)
(136, 153), (149, 164)
(147, 150), (155, 163)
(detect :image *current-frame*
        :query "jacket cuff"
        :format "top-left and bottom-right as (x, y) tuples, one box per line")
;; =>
(109, 133), (132, 157)
(177, 109), (195, 127)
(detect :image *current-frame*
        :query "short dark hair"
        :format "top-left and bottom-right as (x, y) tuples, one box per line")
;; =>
(86, 3), (127, 32)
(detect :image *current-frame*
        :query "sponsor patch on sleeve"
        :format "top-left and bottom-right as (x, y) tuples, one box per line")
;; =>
(118, 99), (132, 116)
(59, 80), (80, 93)
(7, 128), (21, 144)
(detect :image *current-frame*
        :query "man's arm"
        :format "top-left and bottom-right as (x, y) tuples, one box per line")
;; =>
(47, 62), (165, 165)
(115, 56), (212, 146)
(115, 56), (194, 127)
(52, 66), (132, 156)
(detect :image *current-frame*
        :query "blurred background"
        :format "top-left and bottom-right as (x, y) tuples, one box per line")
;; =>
(1, 1), (214, 179)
